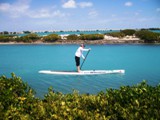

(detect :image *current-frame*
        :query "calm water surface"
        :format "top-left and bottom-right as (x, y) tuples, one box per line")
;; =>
(0, 44), (160, 97)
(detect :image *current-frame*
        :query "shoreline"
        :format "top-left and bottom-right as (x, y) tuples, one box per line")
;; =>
(0, 38), (145, 45)
(1, 38), (159, 45)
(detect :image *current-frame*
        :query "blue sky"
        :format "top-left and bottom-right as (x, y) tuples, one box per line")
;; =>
(0, 0), (160, 32)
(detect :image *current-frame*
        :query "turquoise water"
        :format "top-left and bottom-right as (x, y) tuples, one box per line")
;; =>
(0, 44), (160, 97)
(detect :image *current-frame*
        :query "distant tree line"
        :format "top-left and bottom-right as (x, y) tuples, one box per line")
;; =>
(105, 29), (160, 43)
(0, 29), (160, 43)
(0, 33), (104, 43)
(0, 31), (31, 35)
(140, 28), (160, 30)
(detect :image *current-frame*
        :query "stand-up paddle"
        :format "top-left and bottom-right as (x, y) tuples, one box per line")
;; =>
(80, 49), (90, 69)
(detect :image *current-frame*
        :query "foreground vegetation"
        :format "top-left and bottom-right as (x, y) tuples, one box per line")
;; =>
(0, 73), (160, 119)
(0, 29), (160, 43)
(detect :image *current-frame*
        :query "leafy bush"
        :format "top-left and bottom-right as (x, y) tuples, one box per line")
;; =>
(43, 34), (60, 42)
(0, 74), (160, 119)
(16, 33), (40, 43)
(80, 34), (104, 40)
(0, 34), (40, 43)
(106, 32), (125, 38)
(27, 33), (39, 40)
(67, 34), (79, 40)
(0, 35), (17, 42)
(0, 73), (37, 119)
(135, 30), (160, 43)
(0, 35), (11, 42)
(106, 29), (136, 38)
(121, 29), (136, 36)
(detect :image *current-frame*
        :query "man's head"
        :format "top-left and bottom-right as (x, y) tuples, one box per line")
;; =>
(80, 44), (85, 48)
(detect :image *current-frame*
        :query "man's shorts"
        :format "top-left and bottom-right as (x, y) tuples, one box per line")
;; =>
(75, 56), (80, 66)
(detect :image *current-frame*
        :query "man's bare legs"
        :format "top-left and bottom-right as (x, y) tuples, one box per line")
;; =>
(77, 66), (80, 72)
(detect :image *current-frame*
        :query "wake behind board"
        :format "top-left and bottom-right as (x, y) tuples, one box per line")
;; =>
(39, 70), (125, 75)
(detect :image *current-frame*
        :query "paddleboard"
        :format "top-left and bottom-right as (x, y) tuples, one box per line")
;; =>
(38, 70), (125, 75)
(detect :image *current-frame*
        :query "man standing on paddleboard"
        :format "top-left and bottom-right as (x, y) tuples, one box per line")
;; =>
(75, 44), (91, 72)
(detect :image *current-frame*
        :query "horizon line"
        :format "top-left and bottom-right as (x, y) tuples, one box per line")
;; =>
(1, 27), (160, 33)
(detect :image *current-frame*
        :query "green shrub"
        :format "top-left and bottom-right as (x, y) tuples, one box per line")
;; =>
(27, 33), (39, 40)
(18, 33), (39, 43)
(0, 35), (16, 42)
(0, 73), (37, 119)
(43, 81), (160, 119)
(106, 32), (125, 38)
(135, 30), (160, 43)
(80, 34), (104, 40)
(121, 29), (136, 36)
(67, 34), (79, 40)
(0, 35), (10, 42)
(0, 74), (160, 119)
(43, 34), (60, 42)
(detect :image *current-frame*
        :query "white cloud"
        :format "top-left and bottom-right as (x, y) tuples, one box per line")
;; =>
(0, 0), (67, 18)
(27, 9), (51, 18)
(26, 9), (67, 18)
(62, 0), (93, 9)
(53, 10), (67, 17)
(124, 2), (133, 7)
(0, 0), (30, 18)
(78, 2), (93, 8)
(62, 0), (76, 8)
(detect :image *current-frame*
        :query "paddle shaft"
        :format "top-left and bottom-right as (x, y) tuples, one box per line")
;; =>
(80, 50), (90, 69)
